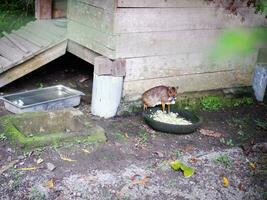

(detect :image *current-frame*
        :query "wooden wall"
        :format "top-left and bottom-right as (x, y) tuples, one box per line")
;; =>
(67, 0), (116, 59)
(113, 0), (267, 100)
(67, 0), (267, 100)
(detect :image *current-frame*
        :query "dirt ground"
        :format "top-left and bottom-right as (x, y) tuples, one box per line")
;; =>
(0, 54), (266, 200)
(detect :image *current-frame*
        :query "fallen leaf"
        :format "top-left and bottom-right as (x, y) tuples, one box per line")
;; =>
(183, 146), (194, 153)
(170, 160), (195, 177)
(81, 149), (90, 154)
(45, 178), (55, 189)
(199, 129), (222, 138)
(223, 176), (229, 187)
(133, 176), (150, 185)
(124, 133), (129, 138)
(16, 166), (37, 171)
(36, 158), (44, 164)
(188, 157), (200, 164)
(60, 155), (76, 162)
(237, 183), (245, 191)
(249, 162), (256, 170)
(79, 76), (89, 83)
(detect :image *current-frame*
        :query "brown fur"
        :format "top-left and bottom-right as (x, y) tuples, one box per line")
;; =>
(142, 85), (178, 112)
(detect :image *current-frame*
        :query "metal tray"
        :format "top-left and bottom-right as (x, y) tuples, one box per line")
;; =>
(1, 85), (85, 113)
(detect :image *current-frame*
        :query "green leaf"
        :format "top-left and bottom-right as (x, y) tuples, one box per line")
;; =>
(169, 160), (195, 177)
(180, 164), (195, 177)
(170, 160), (182, 170)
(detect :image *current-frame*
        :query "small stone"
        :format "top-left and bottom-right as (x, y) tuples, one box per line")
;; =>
(6, 148), (14, 153)
(19, 162), (24, 166)
(75, 192), (82, 197)
(17, 155), (24, 160)
(7, 156), (12, 162)
(46, 163), (56, 171)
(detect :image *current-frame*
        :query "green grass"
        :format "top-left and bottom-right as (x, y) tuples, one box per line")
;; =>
(255, 119), (267, 130)
(0, 2), (35, 37)
(214, 154), (232, 168)
(175, 95), (254, 112)
(220, 138), (234, 146)
(28, 187), (45, 200)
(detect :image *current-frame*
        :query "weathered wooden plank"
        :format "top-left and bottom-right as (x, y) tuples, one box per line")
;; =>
(124, 51), (258, 81)
(12, 30), (44, 48)
(123, 69), (253, 101)
(68, 0), (114, 33)
(68, 20), (115, 59)
(0, 39), (25, 62)
(67, 40), (100, 65)
(117, 0), (207, 8)
(77, 0), (116, 11)
(8, 33), (41, 53)
(0, 56), (12, 72)
(1, 37), (27, 56)
(27, 21), (66, 38)
(115, 29), (220, 58)
(115, 7), (267, 33)
(0, 41), (67, 88)
(14, 29), (50, 47)
(25, 23), (62, 42)
(2, 32), (29, 53)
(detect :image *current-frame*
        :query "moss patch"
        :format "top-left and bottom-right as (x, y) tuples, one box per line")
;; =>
(0, 109), (106, 149)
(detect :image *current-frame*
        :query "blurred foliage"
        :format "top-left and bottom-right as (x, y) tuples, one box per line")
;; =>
(210, 27), (267, 61)
(0, 0), (35, 37)
(205, 0), (267, 16)
(207, 0), (267, 61)
(255, 0), (267, 15)
(0, 0), (35, 13)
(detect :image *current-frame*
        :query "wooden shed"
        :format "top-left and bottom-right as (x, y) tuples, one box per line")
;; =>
(0, 0), (266, 102)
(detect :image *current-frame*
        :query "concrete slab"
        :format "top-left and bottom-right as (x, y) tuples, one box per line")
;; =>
(0, 108), (106, 148)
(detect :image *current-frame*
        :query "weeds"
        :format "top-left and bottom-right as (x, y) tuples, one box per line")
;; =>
(174, 150), (183, 158)
(28, 187), (45, 200)
(139, 130), (148, 144)
(200, 96), (253, 111)
(220, 138), (234, 146)
(255, 119), (267, 130)
(0, 133), (7, 141)
(9, 170), (23, 191)
(175, 95), (253, 111)
(0, 0), (35, 37)
(115, 132), (126, 141)
(214, 154), (232, 168)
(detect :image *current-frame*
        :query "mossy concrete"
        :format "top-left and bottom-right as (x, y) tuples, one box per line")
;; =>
(0, 109), (106, 148)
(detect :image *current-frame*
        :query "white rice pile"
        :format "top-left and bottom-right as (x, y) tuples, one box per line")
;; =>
(151, 110), (192, 125)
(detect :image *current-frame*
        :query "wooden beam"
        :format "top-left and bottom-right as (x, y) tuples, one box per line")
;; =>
(94, 56), (113, 75)
(0, 41), (67, 88)
(67, 40), (100, 65)
(35, 0), (52, 19)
